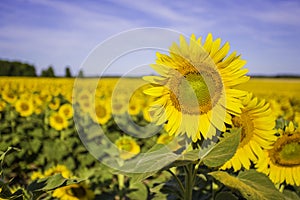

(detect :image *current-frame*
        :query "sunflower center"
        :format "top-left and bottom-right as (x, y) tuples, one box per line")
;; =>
(70, 186), (86, 198)
(7, 93), (15, 99)
(232, 111), (254, 147)
(270, 134), (300, 166)
(118, 139), (133, 151)
(55, 115), (64, 124)
(95, 105), (106, 118)
(170, 68), (222, 115)
(63, 109), (70, 116)
(21, 103), (29, 111)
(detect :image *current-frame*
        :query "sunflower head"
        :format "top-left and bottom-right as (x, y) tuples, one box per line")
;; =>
(59, 103), (74, 119)
(115, 136), (140, 160)
(270, 133), (300, 167)
(2, 90), (18, 104)
(256, 122), (300, 186)
(77, 89), (92, 104)
(144, 33), (249, 141)
(30, 171), (45, 180)
(49, 112), (69, 131)
(48, 97), (60, 110)
(111, 97), (127, 115)
(221, 93), (277, 171)
(44, 165), (72, 178)
(90, 102), (111, 125)
(0, 100), (7, 112)
(15, 99), (34, 117)
(157, 133), (174, 145)
(271, 122), (300, 167)
(52, 183), (94, 200)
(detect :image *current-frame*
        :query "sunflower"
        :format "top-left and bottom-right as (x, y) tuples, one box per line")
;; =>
(128, 98), (142, 116)
(0, 100), (6, 112)
(268, 99), (283, 119)
(38, 91), (52, 103)
(48, 97), (60, 110)
(52, 183), (94, 200)
(256, 122), (300, 186)
(115, 136), (140, 160)
(221, 93), (277, 171)
(14, 99), (34, 117)
(76, 89), (92, 105)
(143, 104), (155, 122)
(90, 102), (111, 125)
(111, 97), (127, 115)
(2, 91), (18, 104)
(144, 33), (249, 141)
(30, 171), (44, 180)
(59, 103), (74, 119)
(77, 90), (94, 113)
(157, 133), (174, 145)
(44, 164), (71, 178)
(49, 112), (69, 131)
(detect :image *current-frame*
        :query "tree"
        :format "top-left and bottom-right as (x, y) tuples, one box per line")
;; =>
(0, 60), (37, 76)
(41, 66), (55, 77)
(65, 66), (72, 77)
(78, 70), (84, 78)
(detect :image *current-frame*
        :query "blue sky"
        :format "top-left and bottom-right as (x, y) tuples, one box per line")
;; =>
(0, 0), (300, 76)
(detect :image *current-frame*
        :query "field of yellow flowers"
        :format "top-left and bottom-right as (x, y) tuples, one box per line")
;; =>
(0, 76), (300, 200)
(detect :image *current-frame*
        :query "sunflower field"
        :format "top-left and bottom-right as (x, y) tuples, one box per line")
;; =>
(1, 34), (300, 200)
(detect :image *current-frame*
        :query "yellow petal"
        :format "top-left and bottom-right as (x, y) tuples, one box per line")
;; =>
(250, 141), (264, 158)
(231, 154), (242, 172)
(213, 42), (230, 63)
(237, 148), (251, 170)
(203, 33), (213, 52)
(210, 38), (221, 57)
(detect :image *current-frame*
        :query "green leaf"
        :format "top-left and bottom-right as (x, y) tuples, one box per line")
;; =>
(0, 180), (12, 198)
(27, 173), (84, 192)
(178, 149), (201, 161)
(202, 128), (241, 167)
(215, 191), (238, 200)
(283, 190), (300, 200)
(0, 147), (20, 176)
(127, 182), (148, 200)
(119, 144), (179, 182)
(209, 170), (285, 200)
(0, 147), (20, 162)
(30, 138), (42, 153)
(28, 128), (44, 138)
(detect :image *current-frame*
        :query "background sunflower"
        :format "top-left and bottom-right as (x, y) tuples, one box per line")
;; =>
(221, 93), (277, 171)
(256, 122), (300, 186)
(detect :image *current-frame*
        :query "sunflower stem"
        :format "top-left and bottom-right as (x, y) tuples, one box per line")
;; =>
(184, 163), (195, 200)
(118, 174), (124, 190)
(167, 168), (185, 197)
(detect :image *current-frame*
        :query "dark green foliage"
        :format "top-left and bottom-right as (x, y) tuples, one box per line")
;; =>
(41, 65), (55, 77)
(65, 66), (72, 77)
(0, 60), (37, 76)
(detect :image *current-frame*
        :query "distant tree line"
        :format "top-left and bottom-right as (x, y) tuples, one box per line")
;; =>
(0, 60), (37, 76)
(0, 59), (84, 77)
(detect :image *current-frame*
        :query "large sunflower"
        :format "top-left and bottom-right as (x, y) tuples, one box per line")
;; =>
(256, 122), (300, 186)
(221, 93), (277, 171)
(144, 33), (249, 141)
